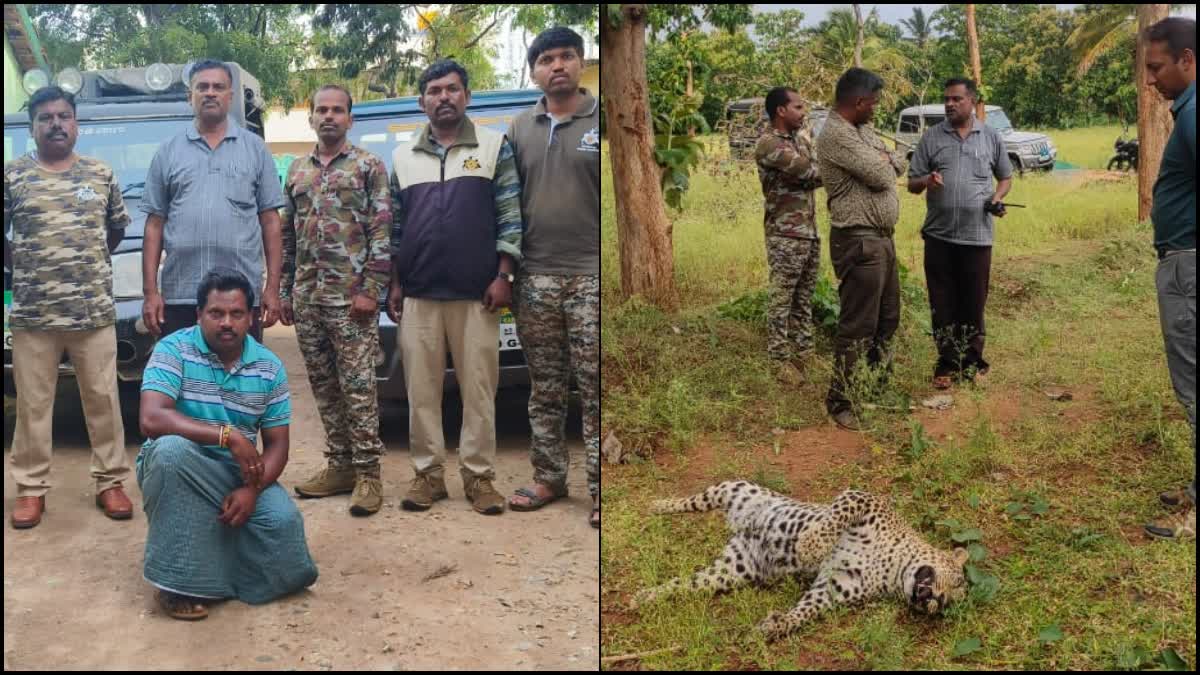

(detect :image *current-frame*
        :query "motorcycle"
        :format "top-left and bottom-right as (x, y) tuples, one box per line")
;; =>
(1107, 134), (1139, 172)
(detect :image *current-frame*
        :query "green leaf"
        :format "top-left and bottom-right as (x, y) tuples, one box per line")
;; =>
(967, 542), (987, 562)
(935, 518), (961, 530)
(1031, 499), (1050, 515)
(967, 494), (981, 509)
(1038, 624), (1064, 643)
(1005, 502), (1024, 515)
(1013, 513), (1032, 521)
(951, 528), (983, 543)
(952, 637), (983, 657)
(1159, 648), (1190, 670)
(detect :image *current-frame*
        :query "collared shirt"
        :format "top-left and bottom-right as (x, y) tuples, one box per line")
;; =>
(281, 142), (392, 305)
(141, 122), (286, 305)
(908, 118), (1013, 246)
(141, 325), (290, 453)
(816, 112), (905, 232)
(4, 154), (129, 329)
(390, 117), (523, 300)
(1151, 80), (1196, 253)
(507, 88), (600, 275)
(754, 126), (822, 240)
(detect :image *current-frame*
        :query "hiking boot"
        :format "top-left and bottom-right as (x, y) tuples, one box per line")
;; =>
(831, 409), (861, 431)
(1158, 486), (1195, 509)
(401, 472), (448, 511)
(463, 475), (506, 515)
(1145, 505), (1196, 541)
(349, 475), (383, 516)
(294, 465), (357, 498)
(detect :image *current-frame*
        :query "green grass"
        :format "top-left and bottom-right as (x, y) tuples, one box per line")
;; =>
(601, 124), (1196, 670)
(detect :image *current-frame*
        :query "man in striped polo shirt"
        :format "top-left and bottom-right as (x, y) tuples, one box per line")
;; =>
(136, 268), (317, 620)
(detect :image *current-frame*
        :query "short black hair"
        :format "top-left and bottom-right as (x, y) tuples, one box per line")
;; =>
(527, 26), (585, 71)
(765, 87), (800, 121)
(418, 59), (469, 95)
(196, 267), (254, 310)
(835, 67), (884, 105)
(1144, 17), (1197, 62)
(189, 59), (233, 87)
(943, 77), (978, 100)
(28, 86), (76, 123)
(310, 84), (353, 113)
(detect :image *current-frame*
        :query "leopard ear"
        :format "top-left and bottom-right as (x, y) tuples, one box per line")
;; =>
(952, 547), (969, 567)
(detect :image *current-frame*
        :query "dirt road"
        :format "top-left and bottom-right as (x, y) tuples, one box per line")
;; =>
(3, 324), (598, 670)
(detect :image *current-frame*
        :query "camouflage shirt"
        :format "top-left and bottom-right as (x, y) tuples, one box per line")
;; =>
(754, 128), (822, 240)
(4, 154), (129, 329)
(281, 142), (393, 306)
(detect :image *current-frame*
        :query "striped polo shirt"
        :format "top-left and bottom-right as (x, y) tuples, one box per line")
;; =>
(141, 325), (290, 451)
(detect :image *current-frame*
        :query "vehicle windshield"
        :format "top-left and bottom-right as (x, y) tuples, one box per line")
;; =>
(984, 110), (1014, 132)
(4, 119), (188, 196)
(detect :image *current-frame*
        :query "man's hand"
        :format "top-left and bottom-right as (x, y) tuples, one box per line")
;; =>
(989, 197), (1007, 217)
(280, 298), (294, 327)
(142, 291), (165, 337)
(350, 292), (378, 323)
(261, 289), (281, 329)
(928, 171), (944, 189)
(386, 282), (404, 324)
(483, 277), (512, 313)
(218, 486), (258, 528)
(226, 428), (264, 489)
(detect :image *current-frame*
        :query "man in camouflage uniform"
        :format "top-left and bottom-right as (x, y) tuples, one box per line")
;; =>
(755, 87), (823, 383)
(504, 27), (601, 528)
(4, 86), (134, 529)
(281, 84), (392, 516)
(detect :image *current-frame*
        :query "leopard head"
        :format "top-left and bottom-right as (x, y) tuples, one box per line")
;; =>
(905, 547), (970, 616)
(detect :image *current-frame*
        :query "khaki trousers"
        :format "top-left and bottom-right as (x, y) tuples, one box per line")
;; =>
(10, 325), (130, 497)
(400, 298), (499, 481)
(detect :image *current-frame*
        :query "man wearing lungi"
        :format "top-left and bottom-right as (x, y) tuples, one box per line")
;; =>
(136, 267), (318, 620)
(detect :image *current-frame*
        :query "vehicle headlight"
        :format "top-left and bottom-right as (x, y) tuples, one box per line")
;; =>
(112, 251), (143, 300)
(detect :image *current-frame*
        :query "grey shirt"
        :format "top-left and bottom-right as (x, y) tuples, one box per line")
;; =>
(507, 89), (600, 276)
(142, 122), (286, 305)
(908, 118), (1012, 246)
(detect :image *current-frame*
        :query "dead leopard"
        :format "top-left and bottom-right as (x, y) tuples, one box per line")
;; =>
(631, 480), (970, 640)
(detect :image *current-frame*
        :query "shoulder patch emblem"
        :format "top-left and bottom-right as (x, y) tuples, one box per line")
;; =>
(463, 157), (482, 171)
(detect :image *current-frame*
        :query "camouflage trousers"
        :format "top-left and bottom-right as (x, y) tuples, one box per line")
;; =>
(293, 300), (384, 478)
(766, 235), (821, 361)
(513, 273), (600, 497)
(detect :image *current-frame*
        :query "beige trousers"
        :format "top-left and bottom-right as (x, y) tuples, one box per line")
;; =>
(400, 298), (499, 481)
(10, 325), (130, 497)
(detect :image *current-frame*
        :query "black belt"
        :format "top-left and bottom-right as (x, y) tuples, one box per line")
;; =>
(1158, 248), (1196, 260)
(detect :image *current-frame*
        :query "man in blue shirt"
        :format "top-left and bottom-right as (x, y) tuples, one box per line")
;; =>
(137, 268), (317, 619)
(1141, 17), (1196, 541)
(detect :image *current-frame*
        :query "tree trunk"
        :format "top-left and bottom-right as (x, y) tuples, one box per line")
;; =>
(966, 4), (985, 121)
(1136, 4), (1173, 222)
(600, 4), (677, 309)
(853, 4), (863, 68)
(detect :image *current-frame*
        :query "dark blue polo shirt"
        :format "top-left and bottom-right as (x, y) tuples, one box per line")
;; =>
(1150, 80), (1196, 253)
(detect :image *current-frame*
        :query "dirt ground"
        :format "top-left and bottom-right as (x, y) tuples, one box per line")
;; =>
(3, 324), (599, 670)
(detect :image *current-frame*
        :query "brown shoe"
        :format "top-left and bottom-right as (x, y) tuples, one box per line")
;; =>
(401, 472), (449, 511)
(12, 496), (46, 529)
(349, 475), (383, 516)
(96, 486), (133, 520)
(463, 475), (506, 515)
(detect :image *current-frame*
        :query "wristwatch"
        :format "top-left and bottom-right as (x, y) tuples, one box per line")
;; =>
(496, 272), (515, 284)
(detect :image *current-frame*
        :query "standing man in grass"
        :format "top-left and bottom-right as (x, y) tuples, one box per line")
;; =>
(907, 78), (1012, 390)
(1141, 17), (1195, 541)
(755, 87), (823, 385)
(816, 68), (906, 431)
